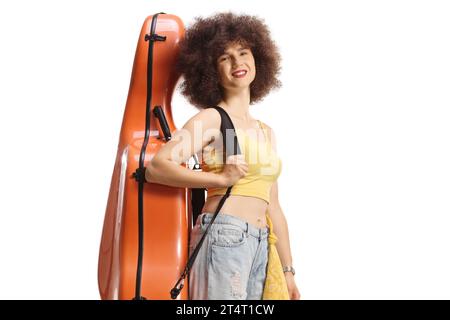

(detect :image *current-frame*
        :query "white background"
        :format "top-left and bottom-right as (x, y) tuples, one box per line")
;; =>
(0, 0), (449, 300)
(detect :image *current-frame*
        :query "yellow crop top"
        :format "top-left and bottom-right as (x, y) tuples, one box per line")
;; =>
(201, 120), (282, 203)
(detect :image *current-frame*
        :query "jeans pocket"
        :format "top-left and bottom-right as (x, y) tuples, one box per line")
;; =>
(212, 225), (247, 248)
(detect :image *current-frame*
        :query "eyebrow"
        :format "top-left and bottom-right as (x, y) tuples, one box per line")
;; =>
(221, 47), (249, 56)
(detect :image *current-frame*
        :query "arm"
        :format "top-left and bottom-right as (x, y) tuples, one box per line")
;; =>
(268, 182), (294, 271)
(265, 123), (301, 300)
(264, 123), (294, 267)
(145, 108), (226, 189)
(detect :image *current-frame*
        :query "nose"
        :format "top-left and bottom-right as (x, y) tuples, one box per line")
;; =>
(232, 59), (244, 70)
(231, 54), (244, 67)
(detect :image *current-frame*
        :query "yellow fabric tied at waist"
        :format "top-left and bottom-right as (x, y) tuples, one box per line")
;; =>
(262, 212), (290, 300)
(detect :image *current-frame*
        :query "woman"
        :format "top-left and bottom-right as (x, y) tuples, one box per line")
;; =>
(145, 12), (300, 300)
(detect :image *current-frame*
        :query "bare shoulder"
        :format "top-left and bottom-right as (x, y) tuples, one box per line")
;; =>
(184, 107), (221, 129)
(258, 119), (273, 131)
(259, 120), (277, 150)
(171, 107), (222, 143)
(259, 120), (273, 133)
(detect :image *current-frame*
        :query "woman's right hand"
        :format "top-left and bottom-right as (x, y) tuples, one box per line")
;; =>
(220, 154), (248, 187)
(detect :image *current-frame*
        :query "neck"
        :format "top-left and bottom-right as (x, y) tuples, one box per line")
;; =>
(218, 87), (251, 121)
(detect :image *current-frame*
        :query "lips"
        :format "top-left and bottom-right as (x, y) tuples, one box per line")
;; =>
(231, 69), (247, 78)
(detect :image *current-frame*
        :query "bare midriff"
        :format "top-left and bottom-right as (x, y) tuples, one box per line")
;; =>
(201, 194), (269, 229)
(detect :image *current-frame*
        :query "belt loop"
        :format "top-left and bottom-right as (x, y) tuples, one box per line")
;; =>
(245, 222), (249, 237)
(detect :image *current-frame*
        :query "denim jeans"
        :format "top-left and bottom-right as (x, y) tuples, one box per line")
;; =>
(188, 212), (269, 300)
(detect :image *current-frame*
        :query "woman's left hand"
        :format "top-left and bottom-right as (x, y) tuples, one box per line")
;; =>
(285, 273), (301, 300)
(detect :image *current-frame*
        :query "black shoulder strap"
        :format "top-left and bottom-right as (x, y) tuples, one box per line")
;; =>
(210, 106), (242, 160)
(170, 105), (242, 299)
(191, 105), (242, 224)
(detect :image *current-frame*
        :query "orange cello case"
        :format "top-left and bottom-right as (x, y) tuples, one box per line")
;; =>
(98, 13), (193, 300)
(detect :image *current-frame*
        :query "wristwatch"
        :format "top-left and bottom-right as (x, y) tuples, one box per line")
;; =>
(282, 266), (295, 276)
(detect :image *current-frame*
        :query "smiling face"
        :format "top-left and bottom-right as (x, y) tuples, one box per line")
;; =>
(216, 41), (256, 93)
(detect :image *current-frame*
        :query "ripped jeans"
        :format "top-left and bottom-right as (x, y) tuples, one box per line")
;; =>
(188, 212), (269, 300)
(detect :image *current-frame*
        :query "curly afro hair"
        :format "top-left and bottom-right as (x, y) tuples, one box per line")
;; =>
(175, 11), (282, 109)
